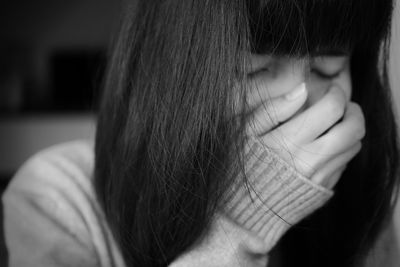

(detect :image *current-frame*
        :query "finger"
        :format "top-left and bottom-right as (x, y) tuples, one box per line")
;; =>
(277, 85), (346, 143)
(281, 102), (364, 178)
(311, 142), (362, 187)
(247, 83), (307, 136)
(245, 74), (278, 107)
(313, 102), (365, 156)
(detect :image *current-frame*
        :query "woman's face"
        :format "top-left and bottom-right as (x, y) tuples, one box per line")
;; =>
(247, 53), (352, 109)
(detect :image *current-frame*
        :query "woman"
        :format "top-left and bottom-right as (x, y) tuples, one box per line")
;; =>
(3, 0), (399, 266)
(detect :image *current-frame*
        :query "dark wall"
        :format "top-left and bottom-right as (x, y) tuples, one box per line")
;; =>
(0, 0), (119, 114)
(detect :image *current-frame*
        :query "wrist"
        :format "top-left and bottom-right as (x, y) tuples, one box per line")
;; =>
(220, 137), (334, 251)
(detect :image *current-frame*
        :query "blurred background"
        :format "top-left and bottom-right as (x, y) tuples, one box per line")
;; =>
(0, 0), (120, 182)
(0, 0), (399, 265)
(0, 1), (119, 262)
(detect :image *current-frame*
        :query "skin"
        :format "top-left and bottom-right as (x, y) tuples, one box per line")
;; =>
(244, 53), (365, 189)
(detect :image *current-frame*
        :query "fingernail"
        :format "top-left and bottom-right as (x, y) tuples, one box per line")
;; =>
(285, 83), (306, 101)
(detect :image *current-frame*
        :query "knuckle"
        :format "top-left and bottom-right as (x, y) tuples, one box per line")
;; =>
(348, 102), (365, 120)
(346, 143), (362, 162)
(346, 141), (362, 157)
(355, 121), (366, 140)
(351, 120), (366, 140)
(353, 141), (363, 153)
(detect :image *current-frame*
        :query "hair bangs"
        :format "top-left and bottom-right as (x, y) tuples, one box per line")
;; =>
(248, 0), (393, 56)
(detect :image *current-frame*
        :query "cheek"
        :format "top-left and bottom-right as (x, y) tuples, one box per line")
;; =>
(305, 69), (352, 107)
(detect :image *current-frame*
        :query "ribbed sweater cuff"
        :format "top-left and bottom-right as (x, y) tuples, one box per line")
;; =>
(221, 137), (334, 251)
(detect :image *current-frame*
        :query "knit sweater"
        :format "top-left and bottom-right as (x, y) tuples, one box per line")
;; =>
(2, 139), (334, 267)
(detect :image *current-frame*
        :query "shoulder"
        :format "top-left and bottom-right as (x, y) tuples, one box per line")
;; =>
(6, 140), (95, 196)
(2, 140), (125, 267)
(3, 140), (98, 225)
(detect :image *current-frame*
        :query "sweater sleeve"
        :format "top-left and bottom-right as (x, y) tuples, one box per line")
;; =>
(222, 137), (334, 251)
(169, 137), (334, 267)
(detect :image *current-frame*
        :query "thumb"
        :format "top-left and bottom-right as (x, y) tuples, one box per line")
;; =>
(247, 83), (307, 137)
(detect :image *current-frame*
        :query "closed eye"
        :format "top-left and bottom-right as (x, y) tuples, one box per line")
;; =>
(311, 68), (342, 80)
(247, 66), (270, 79)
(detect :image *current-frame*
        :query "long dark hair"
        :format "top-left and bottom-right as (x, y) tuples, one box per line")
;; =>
(94, 0), (399, 266)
